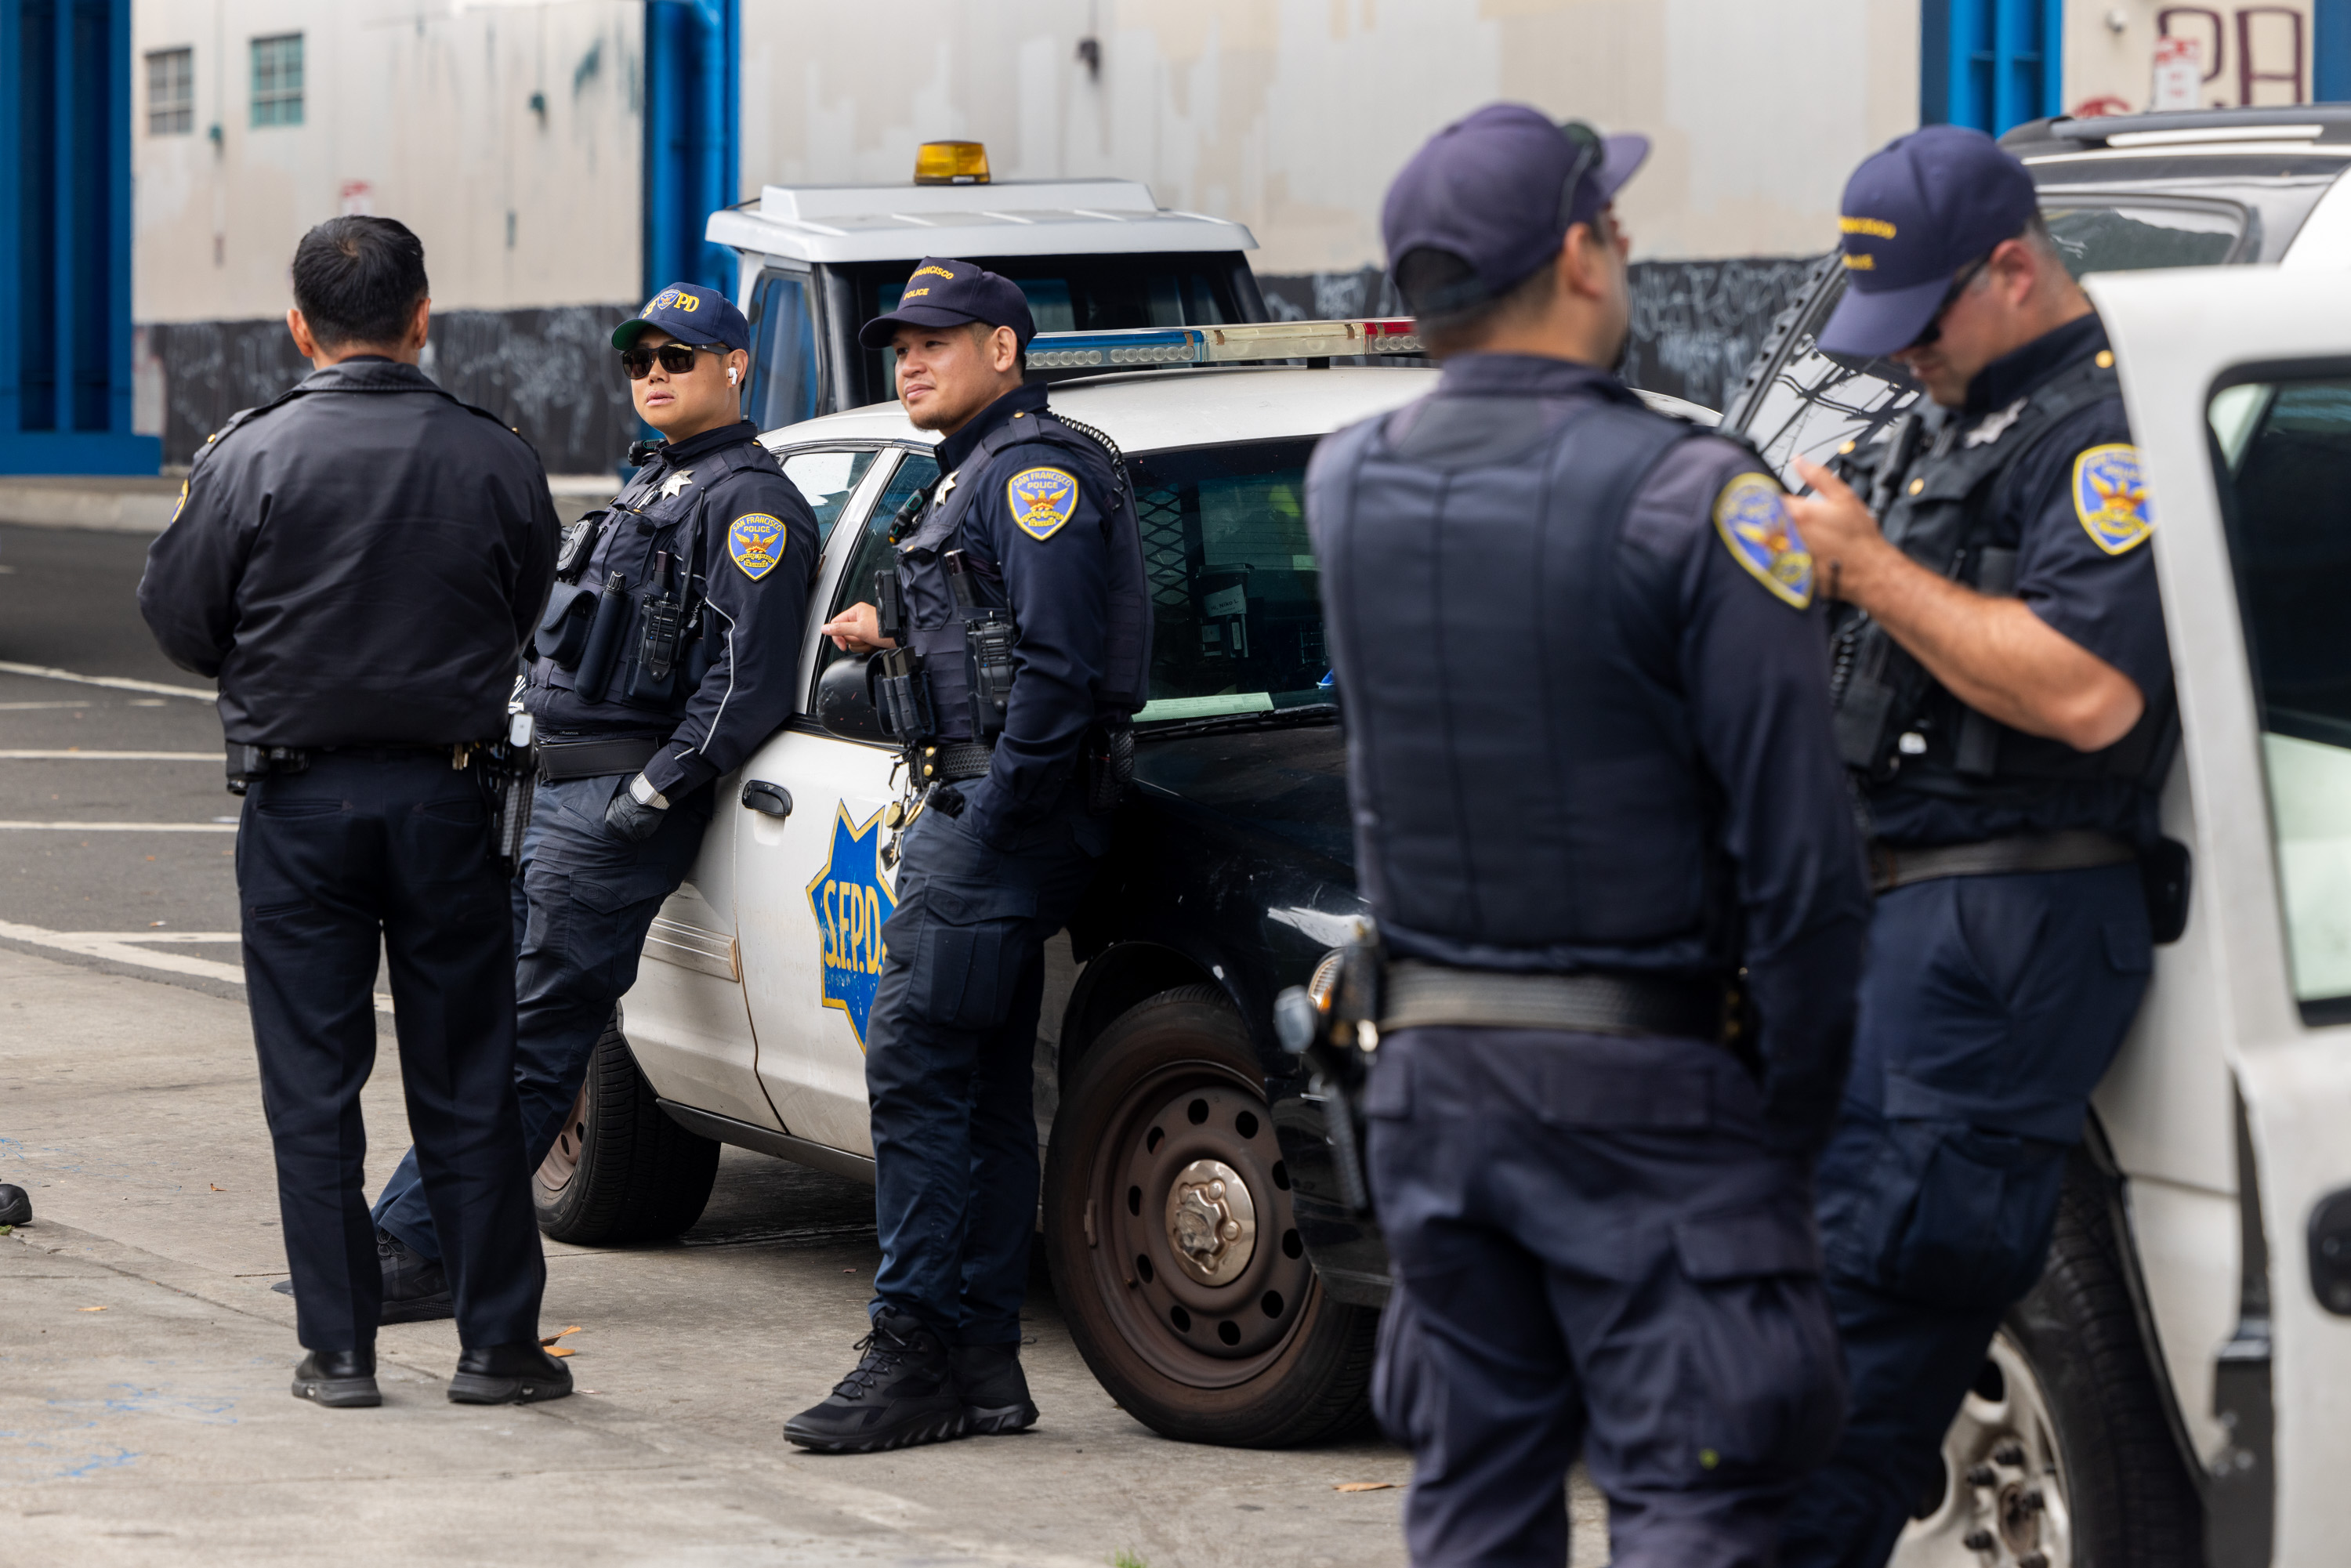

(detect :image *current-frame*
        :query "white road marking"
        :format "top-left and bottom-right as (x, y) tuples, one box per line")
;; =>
(0, 921), (395, 1014)
(0, 701), (104, 711)
(0, 821), (237, 832)
(0, 750), (219, 761)
(0, 660), (214, 701)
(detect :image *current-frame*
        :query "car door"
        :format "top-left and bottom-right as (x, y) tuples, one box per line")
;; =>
(2092, 265), (2351, 1560)
(734, 444), (940, 1157)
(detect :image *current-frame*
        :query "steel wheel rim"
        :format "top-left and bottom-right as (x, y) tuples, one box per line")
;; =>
(1083, 1058), (1314, 1389)
(1894, 1329), (2074, 1568)
(536, 1078), (590, 1195)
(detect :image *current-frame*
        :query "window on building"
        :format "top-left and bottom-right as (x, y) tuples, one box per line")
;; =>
(147, 48), (194, 136)
(251, 34), (303, 129)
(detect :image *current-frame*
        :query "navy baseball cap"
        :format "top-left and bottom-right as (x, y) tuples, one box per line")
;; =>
(1818, 125), (2040, 358)
(612, 282), (751, 354)
(1382, 103), (1650, 317)
(858, 259), (1037, 349)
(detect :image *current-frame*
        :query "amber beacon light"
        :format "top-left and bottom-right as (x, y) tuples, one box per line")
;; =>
(913, 141), (991, 185)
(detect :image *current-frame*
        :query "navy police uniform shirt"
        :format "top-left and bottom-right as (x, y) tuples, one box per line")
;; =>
(525, 418), (817, 800)
(1866, 314), (2173, 847)
(907, 381), (1113, 849)
(139, 357), (559, 748)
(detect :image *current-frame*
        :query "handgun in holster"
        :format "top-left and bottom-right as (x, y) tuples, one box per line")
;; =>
(1272, 923), (1384, 1218)
(867, 568), (936, 762)
(224, 743), (310, 796)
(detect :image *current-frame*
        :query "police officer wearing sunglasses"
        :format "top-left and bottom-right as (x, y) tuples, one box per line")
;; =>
(1774, 129), (2175, 1568)
(365, 282), (819, 1319)
(1307, 104), (1870, 1566)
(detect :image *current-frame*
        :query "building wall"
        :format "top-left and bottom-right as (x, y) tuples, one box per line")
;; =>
(2065, 0), (2318, 117)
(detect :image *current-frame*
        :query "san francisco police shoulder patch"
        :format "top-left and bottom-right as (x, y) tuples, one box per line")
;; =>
(1712, 472), (1814, 610)
(728, 513), (787, 581)
(2071, 443), (2154, 556)
(1006, 466), (1078, 541)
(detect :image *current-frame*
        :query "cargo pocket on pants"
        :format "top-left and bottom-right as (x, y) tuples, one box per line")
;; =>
(1669, 1198), (1847, 1484)
(1879, 1121), (2070, 1312)
(911, 877), (1038, 1031)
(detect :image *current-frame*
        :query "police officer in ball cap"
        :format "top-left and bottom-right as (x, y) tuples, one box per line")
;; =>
(1776, 128), (2174, 1568)
(1307, 103), (1870, 1565)
(139, 215), (562, 1407)
(788, 259), (1149, 1451)
(364, 281), (819, 1316)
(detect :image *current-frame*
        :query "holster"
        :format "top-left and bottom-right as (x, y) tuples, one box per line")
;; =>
(1271, 925), (1382, 1218)
(224, 743), (310, 796)
(1081, 720), (1135, 813)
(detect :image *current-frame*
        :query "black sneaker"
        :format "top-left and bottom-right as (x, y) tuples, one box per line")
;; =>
(378, 1229), (454, 1325)
(291, 1349), (381, 1408)
(950, 1342), (1038, 1435)
(447, 1342), (574, 1405)
(784, 1309), (967, 1454)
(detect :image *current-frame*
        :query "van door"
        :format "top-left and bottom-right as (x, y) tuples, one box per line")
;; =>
(2092, 266), (2351, 1559)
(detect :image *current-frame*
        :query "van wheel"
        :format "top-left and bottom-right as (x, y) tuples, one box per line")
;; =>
(1045, 984), (1376, 1447)
(1894, 1153), (2203, 1568)
(533, 1012), (720, 1245)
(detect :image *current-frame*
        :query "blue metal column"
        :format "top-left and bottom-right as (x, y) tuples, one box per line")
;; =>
(2320, 0), (2351, 100)
(1922, 0), (2064, 134)
(0, 0), (156, 473)
(642, 0), (739, 301)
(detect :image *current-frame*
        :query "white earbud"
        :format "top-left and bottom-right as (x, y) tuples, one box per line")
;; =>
(728, 367), (739, 385)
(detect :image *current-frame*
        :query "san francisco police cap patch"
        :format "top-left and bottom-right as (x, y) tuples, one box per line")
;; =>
(1713, 473), (1814, 609)
(728, 513), (787, 580)
(2072, 444), (2153, 556)
(1007, 467), (1078, 541)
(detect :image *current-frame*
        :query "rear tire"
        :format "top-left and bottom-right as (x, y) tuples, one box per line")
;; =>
(1894, 1152), (2203, 1568)
(533, 1012), (720, 1245)
(1044, 983), (1377, 1447)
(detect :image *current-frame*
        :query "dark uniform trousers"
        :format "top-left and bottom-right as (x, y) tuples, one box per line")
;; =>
(1780, 863), (2153, 1568)
(1367, 1025), (1846, 1568)
(865, 792), (1104, 1345)
(238, 751), (544, 1350)
(370, 773), (712, 1257)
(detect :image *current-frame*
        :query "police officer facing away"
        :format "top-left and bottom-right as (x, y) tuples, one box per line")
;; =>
(1307, 107), (1871, 1566)
(139, 217), (563, 1407)
(1774, 129), (2174, 1568)
(366, 283), (818, 1317)
(790, 259), (1148, 1451)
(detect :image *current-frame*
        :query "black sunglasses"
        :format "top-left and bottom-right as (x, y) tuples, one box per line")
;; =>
(1905, 255), (1991, 351)
(621, 342), (719, 379)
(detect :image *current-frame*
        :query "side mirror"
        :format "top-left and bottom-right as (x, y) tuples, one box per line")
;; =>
(816, 653), (893, 744)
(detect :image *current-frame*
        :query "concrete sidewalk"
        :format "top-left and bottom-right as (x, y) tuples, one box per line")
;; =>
(1, 946), (1607, 1567)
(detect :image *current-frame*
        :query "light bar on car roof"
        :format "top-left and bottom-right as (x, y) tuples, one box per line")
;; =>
(1024, 318), (1424, 370)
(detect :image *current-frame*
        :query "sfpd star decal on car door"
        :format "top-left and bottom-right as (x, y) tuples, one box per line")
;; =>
(804, 803), (897, 1050)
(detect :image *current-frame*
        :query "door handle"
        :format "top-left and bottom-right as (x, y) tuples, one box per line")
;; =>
(741, 780), (792, 819)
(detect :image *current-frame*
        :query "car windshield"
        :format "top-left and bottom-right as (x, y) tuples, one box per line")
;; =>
(1729, 198), (2251, 476)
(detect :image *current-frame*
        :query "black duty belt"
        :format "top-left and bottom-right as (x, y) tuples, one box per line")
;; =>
(927, 740), (994, 783)
(1379, 959), (1730, 1043)
(1869, 829), (2135, 895)
(534, 733), (665, 783)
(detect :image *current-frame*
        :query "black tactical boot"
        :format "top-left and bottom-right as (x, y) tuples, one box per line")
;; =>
(291, 1348), (381, 1408)
(950, 1342), (1038, 1435)
(377, 1228), (454, 1324)
(447, 1342), (573, 1405)
(784, 1309), (966, 1453)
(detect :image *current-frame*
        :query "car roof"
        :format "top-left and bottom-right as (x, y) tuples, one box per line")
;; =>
(758, 367), (1719, 457)
(2005, 105), (2351, 188)
(707, 179), (1256, 266)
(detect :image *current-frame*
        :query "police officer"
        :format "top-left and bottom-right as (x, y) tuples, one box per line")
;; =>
(786, 259), (1147, 1451)
(1307, 106), (1871, 1565)
(1775, 129), (2173, 1568)
(139, 216), (563, 1407)
(365, 282), (819, 1316)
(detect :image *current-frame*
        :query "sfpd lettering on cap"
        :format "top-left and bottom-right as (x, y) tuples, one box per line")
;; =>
(1712, 473), (1814, 609)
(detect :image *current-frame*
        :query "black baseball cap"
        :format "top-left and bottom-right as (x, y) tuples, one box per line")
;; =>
(612, 282), (752, 354)
(857, 258), (1037, 349)
(1382, 103), (1650, 317)
(1818, 125), (2040, 358)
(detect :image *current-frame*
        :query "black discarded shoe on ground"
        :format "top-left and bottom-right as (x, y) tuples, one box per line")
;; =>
(784, 1308), (967, 1453)
(447, 1342), (574, 1405)
(292, 1349), (381, 1408)
(950, 1342), (1038, 1435)
(0, 1182), (31, 1227)
(377, 1228), (454, 1324)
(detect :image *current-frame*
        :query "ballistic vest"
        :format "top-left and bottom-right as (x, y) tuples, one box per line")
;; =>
(893, 407), (1150, 739)
(1310, 393), (1721, 971)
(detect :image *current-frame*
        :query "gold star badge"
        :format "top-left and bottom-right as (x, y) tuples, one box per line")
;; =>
(658, 469), (696, 500)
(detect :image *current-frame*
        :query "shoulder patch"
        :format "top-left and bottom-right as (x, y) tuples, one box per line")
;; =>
(1006, 466), (1078, 541)
(2072, 443), (2154, 556)
(728, 513), (788, 581)
(1712, 472), (1814, 609)
(170, 480), (189, 525)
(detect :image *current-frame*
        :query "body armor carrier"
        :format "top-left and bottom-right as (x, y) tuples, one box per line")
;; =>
(1831, 354), (2175, 806)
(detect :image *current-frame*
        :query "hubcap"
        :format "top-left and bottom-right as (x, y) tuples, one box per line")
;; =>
(536, 1078), (590, 1195)
(1166, 1159), (1257, 1284)
(1893, 1330), (2074, 1568)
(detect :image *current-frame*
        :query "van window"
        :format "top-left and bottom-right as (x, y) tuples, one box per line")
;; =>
(2212, 375), (2351, 1019)
(746, 270), (821, 433)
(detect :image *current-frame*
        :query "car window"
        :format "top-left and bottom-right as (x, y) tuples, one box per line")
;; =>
(815, 449), (940, 686)
(2210, 374), (2351, 1022)
(745, 270), (821, 432)
(780, 449), (878, 545)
